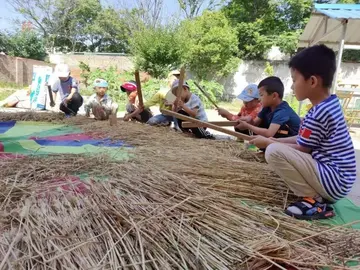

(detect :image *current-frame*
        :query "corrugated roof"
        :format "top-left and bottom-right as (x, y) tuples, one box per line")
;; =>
(314, 4), (360, 20)
(298, 4), (360, 49)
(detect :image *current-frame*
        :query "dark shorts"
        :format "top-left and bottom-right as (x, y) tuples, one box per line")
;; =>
(60, 92), (83, 116)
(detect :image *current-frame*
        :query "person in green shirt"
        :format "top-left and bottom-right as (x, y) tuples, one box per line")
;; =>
(144, 70), (180, 126)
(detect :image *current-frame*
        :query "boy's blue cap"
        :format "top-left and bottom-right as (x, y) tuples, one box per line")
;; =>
(171, 79), (190, 90)
(93, 78), (108, 88)
(237, 84), (260, 102)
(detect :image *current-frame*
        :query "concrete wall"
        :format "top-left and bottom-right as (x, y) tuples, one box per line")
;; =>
(224, 60), (360, 96)
(0, 55), (55, 86)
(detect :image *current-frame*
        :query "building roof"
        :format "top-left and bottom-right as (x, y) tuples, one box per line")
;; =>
(298, 4), (360, 50)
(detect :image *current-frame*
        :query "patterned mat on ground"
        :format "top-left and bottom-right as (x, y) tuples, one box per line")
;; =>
(0, 121), (133, 160)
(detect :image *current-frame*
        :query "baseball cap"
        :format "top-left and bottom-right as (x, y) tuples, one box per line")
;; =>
(120, 81), (137, 92)
(171, 79), (190, 90)
(55, 64), (70, 78)
(237, 84), (260, 102)
(93, 78), (108, 88)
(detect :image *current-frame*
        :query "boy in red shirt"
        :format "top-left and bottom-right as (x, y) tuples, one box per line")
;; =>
(217, 84), (262, 135)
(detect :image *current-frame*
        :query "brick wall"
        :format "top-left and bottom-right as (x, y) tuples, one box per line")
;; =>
(49, 54), (134, 82)
(0, 55), (55, 86)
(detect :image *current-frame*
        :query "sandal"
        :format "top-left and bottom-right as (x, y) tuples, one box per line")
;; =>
(285, 197), (335, 220)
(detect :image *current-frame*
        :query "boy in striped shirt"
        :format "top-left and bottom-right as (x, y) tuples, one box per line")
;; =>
(250, 44), (356, 220)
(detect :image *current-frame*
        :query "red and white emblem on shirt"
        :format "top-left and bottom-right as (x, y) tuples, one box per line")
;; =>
(300, 128), (312, 139)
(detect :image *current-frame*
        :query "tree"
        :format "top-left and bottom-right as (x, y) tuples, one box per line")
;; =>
(7, 30), (47, 60)
(179, 11), (240, 80)
(8, 0), (127, 53)
(130, 26), (182, 78)
(135, 0), (164, 27)
(0, 32), (8, 52)
(236, 20), (272, 60)
(223, 0), (313, 59)
(177, 0), (224, 18)
(276, 31), (302, 57)
(86, 8), (129, 53)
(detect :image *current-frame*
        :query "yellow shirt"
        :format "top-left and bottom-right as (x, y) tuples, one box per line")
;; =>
(144, 88), (172, 110)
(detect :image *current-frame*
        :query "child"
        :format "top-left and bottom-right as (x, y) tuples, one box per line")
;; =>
(217, 84), (262, 135)
(50, 64), (83, 117)
(84, 79), (118, 120)
(171, 80), (212, 139)
(143, 70), (180, 126)
(250, 45), (356, 220)
(120, 80), (152, 123)
(235, 76), (300, 139)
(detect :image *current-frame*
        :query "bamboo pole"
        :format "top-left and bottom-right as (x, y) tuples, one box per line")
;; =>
(175, 67), (186, 101)
(135, 70), (144, 108)
(194, 82), (219, 109)
(182, 121), (237, 128)
(161, 109), (251, 140)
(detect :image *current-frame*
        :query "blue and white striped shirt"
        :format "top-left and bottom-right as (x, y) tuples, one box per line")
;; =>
(297, 95), (356, 200)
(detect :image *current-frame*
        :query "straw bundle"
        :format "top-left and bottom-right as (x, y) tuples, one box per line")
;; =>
(0, 115), (360, 269)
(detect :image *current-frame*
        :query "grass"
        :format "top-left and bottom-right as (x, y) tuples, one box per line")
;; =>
(0, 81), (24, 101)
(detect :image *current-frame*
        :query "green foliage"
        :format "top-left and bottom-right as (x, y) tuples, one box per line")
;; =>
(142, 78), (167, 101)
(86, 66), (133, 104)
(236, 20), (272, 60)
(6, 30), (47, 60)
(12, 0), (129, 53)
(0, 32), (8, 52)
(276, 31), (302, 56)
(179, 11), (240, 80)
(284, 93), (308, 117)
(187, 79), (224, 108)
(177, 0), (225, 18)
(78, 62), (223, 109)
(223, 0), (313, 59)
(86, 7), (129, 53)
(264, 62), (274, 76)
(130, 26), (182, 78)
(342, 50), (360, 63)
(79, 62), (91, 88)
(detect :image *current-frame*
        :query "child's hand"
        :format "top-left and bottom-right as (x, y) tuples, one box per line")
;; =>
(239, 116), (252, 123)
(164, 100), (173, 106)
(123, 114), (131, 121)
(235, 120), (248, 130)
(217, 108), (229, 117)
(177, 100), (184, 108)
(249, 136), (273, 149)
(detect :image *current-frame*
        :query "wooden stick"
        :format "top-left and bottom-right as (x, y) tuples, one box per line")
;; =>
(134, 70), (144, 107)
(194, 82), (219, 109)
(182, 121), (237, 128)
(176, 67), (186, 99)
(161, 109), (252, 141)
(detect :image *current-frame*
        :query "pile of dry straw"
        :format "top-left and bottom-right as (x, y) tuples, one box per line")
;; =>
(0, 112), (359, 270)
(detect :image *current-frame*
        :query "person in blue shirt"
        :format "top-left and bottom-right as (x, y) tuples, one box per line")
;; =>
(235, 76), (300, 139)
(250, 45), (356, 220)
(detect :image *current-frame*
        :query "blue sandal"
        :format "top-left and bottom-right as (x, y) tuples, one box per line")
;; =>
(285, 197), (335, 220)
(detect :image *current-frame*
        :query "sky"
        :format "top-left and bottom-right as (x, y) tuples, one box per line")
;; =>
(0, 0), (219, 31)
